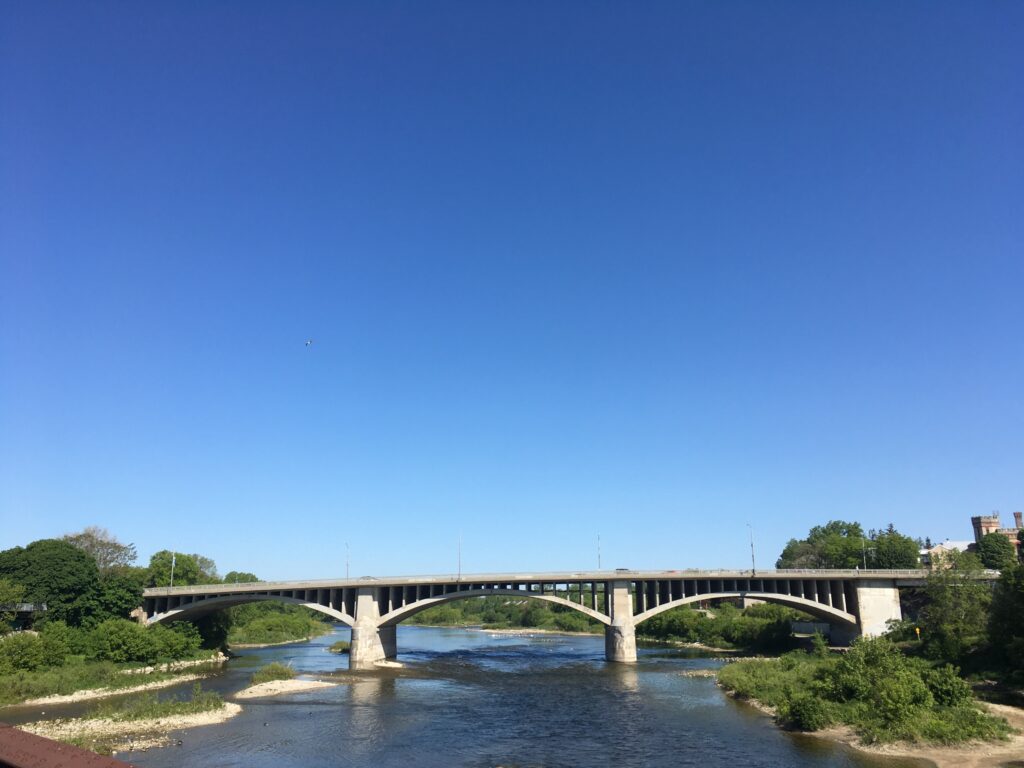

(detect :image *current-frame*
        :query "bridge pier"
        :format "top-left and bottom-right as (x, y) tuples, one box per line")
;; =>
(349, 587), (398, 669)
(604, 580), (637, 663)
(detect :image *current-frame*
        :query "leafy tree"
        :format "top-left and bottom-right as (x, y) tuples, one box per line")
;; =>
(0, 540), (100, 625)
(91, 619), (158, 664)
(146, 551), (201, 587)
(918, 551), (990, 660)
(776, 521), (866, 569)
(977, 532), (1016, 571)
(223, 571), (259, 584)
(0, 578), (25, 633)
(62, 527), (137, 574)
(869, 524), (921, 569)
(191, 554), (219, 583)
(95, 567), (146, 623)
(988, 564), (1024, 677)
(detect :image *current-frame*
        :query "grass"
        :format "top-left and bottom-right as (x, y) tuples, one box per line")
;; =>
(0, 655), (221, 707)
(327, 640), (350, 654)
(87, 683), (223, 722)
(250, 662), (296, 685)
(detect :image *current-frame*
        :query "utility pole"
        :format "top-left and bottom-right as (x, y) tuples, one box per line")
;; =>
(747, 524), (756, 576)
(457, 532), (462, 581)
(862, 538), (868, 569)
(345, 542), (350, 579)
(169, 552), (177, 590)
(597, 534), (602, 570)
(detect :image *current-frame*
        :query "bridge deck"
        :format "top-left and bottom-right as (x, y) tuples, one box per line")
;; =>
(143, 568), (934, 597)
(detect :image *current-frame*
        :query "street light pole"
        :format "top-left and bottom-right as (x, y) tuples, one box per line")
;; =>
(747, 524), (756, 576)
(169, 552), (176, 590)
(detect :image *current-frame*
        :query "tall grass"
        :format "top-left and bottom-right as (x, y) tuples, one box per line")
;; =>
(249, 662), (296, 685)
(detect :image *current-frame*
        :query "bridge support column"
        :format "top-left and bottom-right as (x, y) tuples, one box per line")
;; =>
(349, 587), (397, 669)
(852, 579), (903, 640)
(604, 580), (637, 663)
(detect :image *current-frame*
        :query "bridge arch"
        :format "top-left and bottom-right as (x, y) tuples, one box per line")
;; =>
(379, 588), (611, 627)
(632, 592), (858, 628)
(147, 594), (355, 627)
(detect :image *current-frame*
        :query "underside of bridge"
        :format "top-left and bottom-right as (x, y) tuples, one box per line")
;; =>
(143, 573), (905, 668)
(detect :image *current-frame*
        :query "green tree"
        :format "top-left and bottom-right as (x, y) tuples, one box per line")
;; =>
(0, 578), (25, 633)
(918, 551), (990, 661)
(776, 521), (865, 569)
(91, 619), (158, 664)
(977, 532), (1016, 571)
(95, 567), (146, 623)
(0, 540), (100, 625)
(223, 571), (259, 584)
(988, 564), (1024, 677)
(62, 527), (137, 574)
(146, 551), (202, 587)
(870, 524), (921, 569)
(191, 554), (219, 583)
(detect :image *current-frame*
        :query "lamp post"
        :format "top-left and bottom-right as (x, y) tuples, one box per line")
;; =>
(169, 552), (176, 590)
(747, 524), (756, 576)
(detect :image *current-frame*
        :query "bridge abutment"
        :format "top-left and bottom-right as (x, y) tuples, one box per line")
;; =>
(605, 580), (637, 663)
(852, 580), (903, 639)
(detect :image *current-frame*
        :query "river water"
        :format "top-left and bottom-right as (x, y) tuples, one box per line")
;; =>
(8, 626), (930, 768)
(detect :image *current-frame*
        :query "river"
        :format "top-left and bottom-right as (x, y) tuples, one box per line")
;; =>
(8, 626), (930, 767)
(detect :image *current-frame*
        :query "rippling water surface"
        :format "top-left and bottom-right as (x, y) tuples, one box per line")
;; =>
(14, 627), (931, 768)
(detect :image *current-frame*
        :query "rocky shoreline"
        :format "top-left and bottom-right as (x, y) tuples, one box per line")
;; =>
(19, 702), (243, 756)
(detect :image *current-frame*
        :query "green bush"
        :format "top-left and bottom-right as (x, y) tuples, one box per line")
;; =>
(784, 693), (833, 731)
(0, 633), (45, 673)
(924, 664), (973, 707)
(91, 619), (158, 664)
(719, 637), (1012, 746)
(39, 621), (72, 667)
(149, 623), (202, 661)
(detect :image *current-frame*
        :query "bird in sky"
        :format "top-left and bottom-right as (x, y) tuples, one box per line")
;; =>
(304, 339), (313, 347)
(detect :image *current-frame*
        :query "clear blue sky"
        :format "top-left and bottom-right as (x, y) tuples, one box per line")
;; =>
(1, 2), (1021, 580)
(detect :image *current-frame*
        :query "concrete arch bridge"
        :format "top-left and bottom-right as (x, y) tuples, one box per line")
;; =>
(142, 569), (928, 668)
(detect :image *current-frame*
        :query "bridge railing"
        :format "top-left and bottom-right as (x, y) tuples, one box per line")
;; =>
(140, 567), (1002, 598)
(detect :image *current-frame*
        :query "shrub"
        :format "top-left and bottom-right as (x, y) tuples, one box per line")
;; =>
(91, 619), (158, 664)
(149, 623), (202, 661)
(924, 664), (973, 707)
(0, 633), (45, 673)
(784, 693), (833, 731)
(39, 621), (72, 667)
(251, 662), (295, 685)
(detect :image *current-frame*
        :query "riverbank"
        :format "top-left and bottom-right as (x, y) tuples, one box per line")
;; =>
(5, 653), (228, 707)
(20, 671), (214, 706)
(817, 702), (1024, 768)
(19, 702), (243, 755)
(726, 688), (1024, 768)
